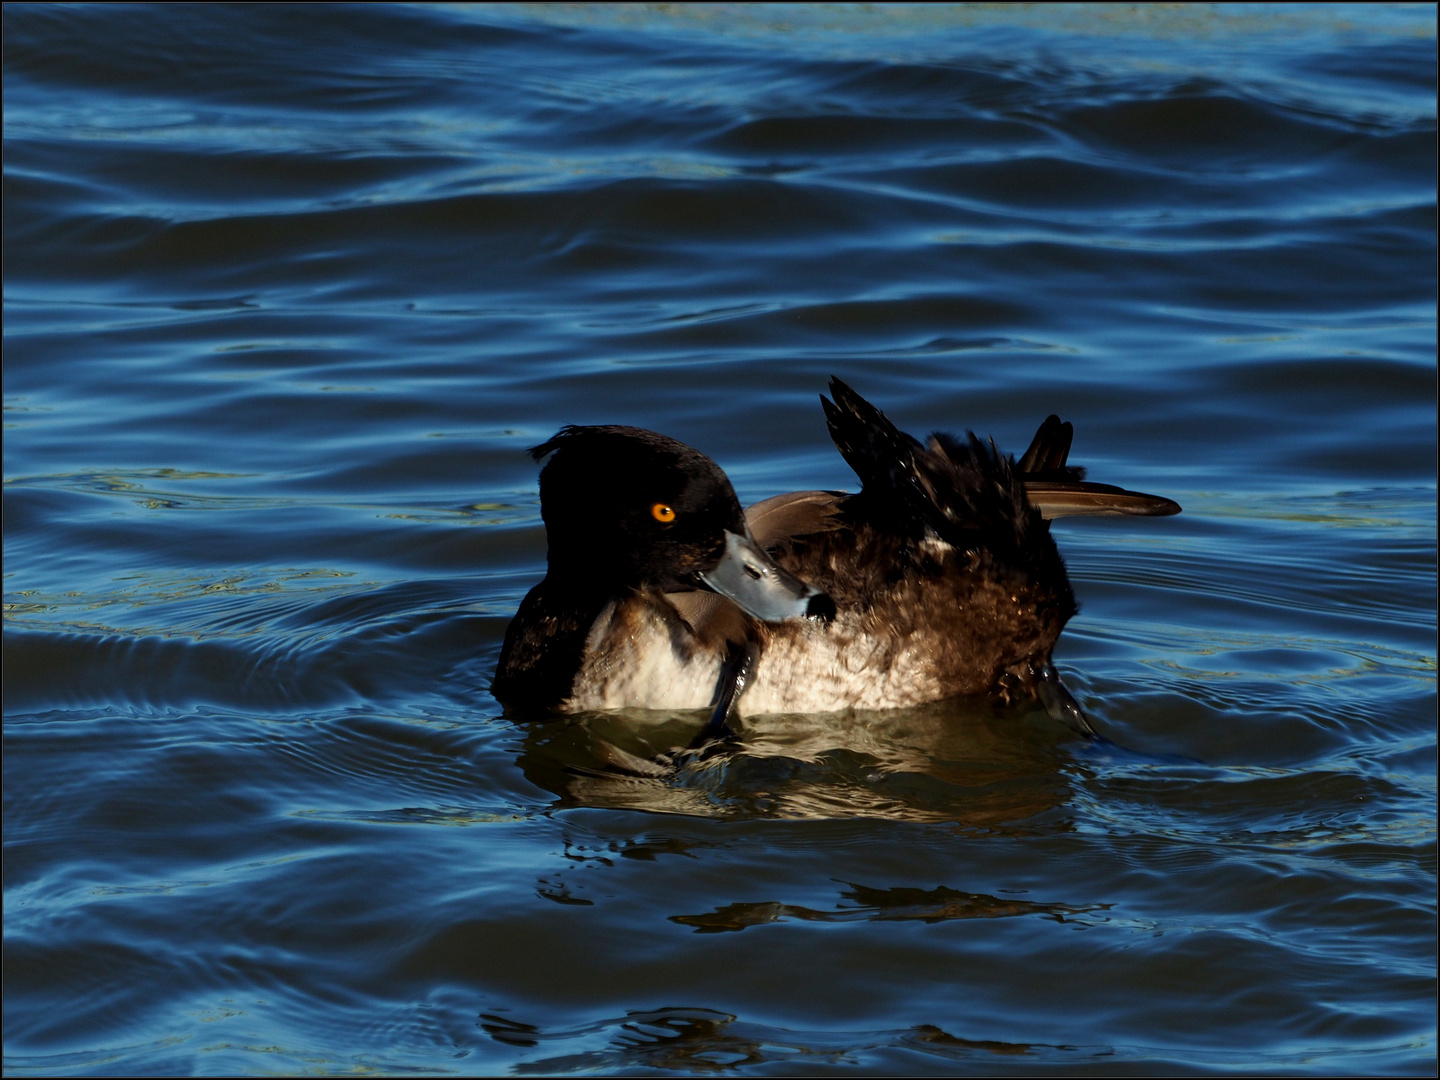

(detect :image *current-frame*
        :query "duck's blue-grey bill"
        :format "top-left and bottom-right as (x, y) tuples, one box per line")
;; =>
(699, 530), (834, 623)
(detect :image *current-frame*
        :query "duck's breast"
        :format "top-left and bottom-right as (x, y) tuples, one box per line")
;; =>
(563, 595), (724, 712)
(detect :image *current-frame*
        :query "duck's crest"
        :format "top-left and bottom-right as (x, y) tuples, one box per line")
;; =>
(529, 426), (583, 462)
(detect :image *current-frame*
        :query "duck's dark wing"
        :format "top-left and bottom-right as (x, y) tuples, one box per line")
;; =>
(821, 377), (1069, 604)
(820, 383), (928, 501)
(1015, 413), (1181, 518)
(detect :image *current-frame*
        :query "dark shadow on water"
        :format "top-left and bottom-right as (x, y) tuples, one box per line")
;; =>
(670, 881), (1110, 933)
(478, 1006), (1045, 1073)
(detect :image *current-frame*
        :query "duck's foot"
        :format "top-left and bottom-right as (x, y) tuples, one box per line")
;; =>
(685, 639), (758, 751)
(1031, 661), (1098, 738)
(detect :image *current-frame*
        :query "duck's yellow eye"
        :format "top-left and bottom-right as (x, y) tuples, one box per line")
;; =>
(651, 503), (676, 523)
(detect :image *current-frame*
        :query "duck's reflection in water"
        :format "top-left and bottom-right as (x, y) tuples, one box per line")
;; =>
(513, 697), (1080, 827)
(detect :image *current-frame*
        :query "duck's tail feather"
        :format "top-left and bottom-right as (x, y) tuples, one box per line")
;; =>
(1017, 414), (1084, 480)
(1014, 414), (1180, 517)
(823, 374), (1180, 540)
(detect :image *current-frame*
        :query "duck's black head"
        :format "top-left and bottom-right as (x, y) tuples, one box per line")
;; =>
(531, 425), (831, 620)
(533, 425), (741, 589)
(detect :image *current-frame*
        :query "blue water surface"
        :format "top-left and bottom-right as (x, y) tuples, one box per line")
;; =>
(4, 4), (1436, 1075)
